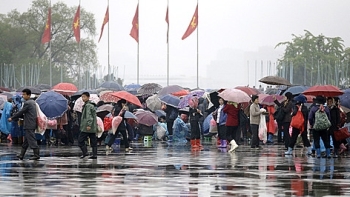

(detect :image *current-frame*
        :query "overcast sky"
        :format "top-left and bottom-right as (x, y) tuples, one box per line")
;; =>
(1, 0), (350, 88)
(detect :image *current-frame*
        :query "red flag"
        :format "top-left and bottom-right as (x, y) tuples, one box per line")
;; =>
(73, 5), (80, 43)
(98, 6), (109, 42)
(181, 5), (198, 40)
(41, 8), (51, 44)
(130, 4), (139, 42)
(166, 6), (169, 43)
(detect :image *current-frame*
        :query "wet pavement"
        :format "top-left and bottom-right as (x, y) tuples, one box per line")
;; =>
(0, 141), (350, 196)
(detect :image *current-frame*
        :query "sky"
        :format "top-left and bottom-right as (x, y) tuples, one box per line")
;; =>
(1, 0), (350, 89)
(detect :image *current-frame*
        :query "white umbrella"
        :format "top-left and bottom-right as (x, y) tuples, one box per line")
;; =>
(218, 89), (251, 103)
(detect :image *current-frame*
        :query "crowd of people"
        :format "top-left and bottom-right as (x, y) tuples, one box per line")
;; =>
(0, 86), (349, 160)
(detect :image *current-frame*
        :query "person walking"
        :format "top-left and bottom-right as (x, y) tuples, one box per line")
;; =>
(8, 89), (40, 160)
(274, 92), (293, 149)
(78, 92), (98, 159)
(223, 101), (240, 152)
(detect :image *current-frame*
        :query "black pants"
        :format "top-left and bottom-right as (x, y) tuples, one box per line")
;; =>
(217, 124), (226, 140)
(289, 127), (311, 149)
(330, 129), (340, 151)
(190, 121), (200, 140)
(167, 120), (174, 135)
(22, 129), (39, 150)
(277, 122), (283, 142)
(250, 124), (259, 148)
(107, 129), (129, 148)
(226, 126), (238, 143)
(78, 132), (97, 148)
(313, 129), (331, 149)
(281, 122), (291, 148)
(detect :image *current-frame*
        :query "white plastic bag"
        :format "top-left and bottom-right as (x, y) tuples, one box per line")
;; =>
(35, 103), (47, 135)
(259, 113), (267, 143)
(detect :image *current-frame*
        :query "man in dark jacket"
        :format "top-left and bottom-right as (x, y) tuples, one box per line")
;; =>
(8, 89), (40, 160)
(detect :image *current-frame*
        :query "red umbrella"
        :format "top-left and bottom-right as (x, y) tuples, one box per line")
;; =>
(172, 89), (189, 97)
(52, 83), (78, 96)
(99, 91), (119, 103)
(235, 86), (261, 96)
(303, 85), (344, 97)
(110, 91), (142, 107)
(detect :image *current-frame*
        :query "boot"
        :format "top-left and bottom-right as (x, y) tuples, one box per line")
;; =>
(218, 140), (227, 148)
(326, 148), (331, 158)
(306, 147), (312, 155)
(80, 145), (89, 159)
(29, 148), (40, 160)
(89, 147), (97, 159)
(228, 140), (238, 153)
(285, 147), (293, 155)
(216, 138), (221, 147)
(167, 135), (173, 142)
(191, 139), (199, 149)
(316, 148), (321, 158)
(196, 139), (203, 150)
(16, 148), (27, 160)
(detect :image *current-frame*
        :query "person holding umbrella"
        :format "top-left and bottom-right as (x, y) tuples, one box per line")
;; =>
(189, 97), (203, 150)
(274, 92), (293, 149)
(8, 89), (40, 160)
(78, 92), (98, 159)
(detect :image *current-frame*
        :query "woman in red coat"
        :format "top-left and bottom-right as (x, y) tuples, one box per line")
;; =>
(223, 101), (239, 152)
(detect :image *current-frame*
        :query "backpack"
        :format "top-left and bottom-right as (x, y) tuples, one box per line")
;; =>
(314, 106), (331, 131)
(239, 109), (249, 126)
(274, 107), (285, 122)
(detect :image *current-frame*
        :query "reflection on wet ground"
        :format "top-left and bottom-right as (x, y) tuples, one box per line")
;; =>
(0, 141), (350, 196)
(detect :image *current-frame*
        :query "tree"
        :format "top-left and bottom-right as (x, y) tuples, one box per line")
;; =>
(0, 0), (98, 87)
(276, 30), (347, 86)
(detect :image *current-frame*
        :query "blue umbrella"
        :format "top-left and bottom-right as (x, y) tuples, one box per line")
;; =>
(36, 91), (68, 119)
(124, 83), (141, 95)
(124, 111), (137, 119)
(340, 93), (350, 109)
(155, 110), (166, 117)
(283, 85), (309, 96)
(99, 81), (124, 91)
(159, 94), (180, 108)
(203, 113), (213, 134)
(293, 94), (307, 103)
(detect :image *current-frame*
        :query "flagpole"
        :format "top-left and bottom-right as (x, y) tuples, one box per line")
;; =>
(137, 0), (140, 84)
(78, 0), (82, 89)
(166, 0), (169, 86)
(107, 0), (110, 81)
(49, 0), (52, 86)
(196, 0), (199, 88)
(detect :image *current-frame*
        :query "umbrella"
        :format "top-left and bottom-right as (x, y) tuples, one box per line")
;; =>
(52, 83), (78, 96)
(260, 95), (285, 106)
(339, 93), (350, 109)
(265, 88), (279, 95)
(159, 94), (180, 108)
(1, 92), (14, 99)
(16, 86), (41, 95)
(34, 84), (51, 91)
(303, 85), (344, 97)
(137, 83), (162, 95)
(172, 89), (189, 97)
(135, 110), (158, 126)
(218, 89), (251, 103)
(235, 86), (261, 96)
(155, 110), (166, 117)
(293, 94), (307, 103)
(99, 81), (124, 91)
(124, 111), (137, 119)
(209, 91), (220, 108)
(124, 83), (141, 95)
(35, 91), (68, 118)
(110, 91), (142, 107)
(158, 85), (184, 97)
(283, 85), (309, 96)
(0, 87), (10, 92)
(73, 94), (100, 113)
(203, 113), (213, 134)
(72, 89), (98, 97)
(99, 90), (119, 103)
(145, 94), (162, 112)
(97, 104), (114, 112)
(259, 76), (292, 86)
(178, 90), (205, 109)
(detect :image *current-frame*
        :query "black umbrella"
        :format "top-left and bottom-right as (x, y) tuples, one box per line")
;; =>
(16, 86), (41, 95)
(34, 84), (51, 91)
(99, 81), (124, 91)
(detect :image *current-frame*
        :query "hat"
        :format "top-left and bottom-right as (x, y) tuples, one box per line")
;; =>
(285, 92), (293, 100)
(294, 94), (306, 104)
(251, 95), (259, 102)
(315, 95), (326, 104)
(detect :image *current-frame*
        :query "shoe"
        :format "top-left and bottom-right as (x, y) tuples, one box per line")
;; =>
(316, 148), (321, 158)
(216, 138), (221, 147)
(256, 146), (263, 150)
(229, 140), (238, 152)
(16, 148), (27, 160)
(29, 148), (40, 160)
(167, 135), (173, 142)
(306, 147), (312, 155)
(89, 147), (97, 159)
(285, 147), (293, 155)
(219, 140), (227, 148)
(80, 146), (89, 159)
(191, 139), (199, 149)
(105, 145), (112, 151)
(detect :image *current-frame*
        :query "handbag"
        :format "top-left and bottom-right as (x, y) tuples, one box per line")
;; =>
(290, 106), (304, 132)
(334, 127), (350, 141)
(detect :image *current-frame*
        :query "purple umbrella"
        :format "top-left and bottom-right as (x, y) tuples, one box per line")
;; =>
(135, 110), (158, 126)
(178, 90), (205, 109)
(260, 95), (285, 106)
